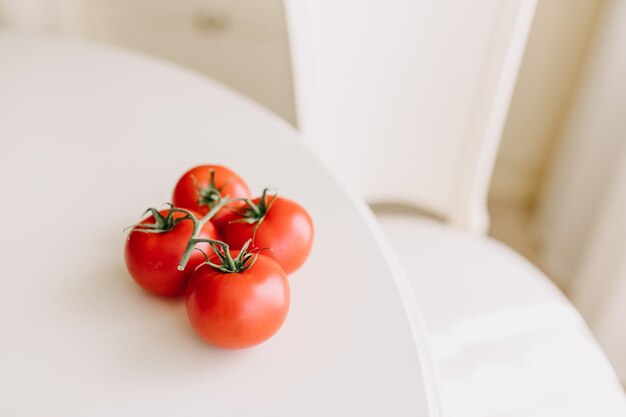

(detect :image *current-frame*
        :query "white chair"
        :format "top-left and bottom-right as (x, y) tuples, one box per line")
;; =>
(285, 0), (626, 415)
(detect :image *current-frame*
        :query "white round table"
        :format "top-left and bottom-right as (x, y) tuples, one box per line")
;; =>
(0, 34), (441, 416)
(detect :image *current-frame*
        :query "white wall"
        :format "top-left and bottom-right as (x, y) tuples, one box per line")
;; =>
(0, 0), (55, 29)
(533, 0), (626, 288)
(532, 0), (626, 382)
(0, 0), (296, 124)
(571, 140), (626, 383)
(489, 0), (603, 208)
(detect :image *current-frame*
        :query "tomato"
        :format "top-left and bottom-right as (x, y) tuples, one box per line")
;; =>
(186, 250), (289, 349)
(219, 192), (314, 274)
(172, 165), (250, 227)
(124, 209), (219, 297)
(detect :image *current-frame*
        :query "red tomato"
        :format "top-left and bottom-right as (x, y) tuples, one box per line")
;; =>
(124, 209), (218, 297)
(172, 165), (250, 227)
(220, 195), (314, 274)
(186, 252), (290, 349)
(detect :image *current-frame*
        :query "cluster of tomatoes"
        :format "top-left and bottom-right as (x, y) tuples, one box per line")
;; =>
(124, 165), (314, 349)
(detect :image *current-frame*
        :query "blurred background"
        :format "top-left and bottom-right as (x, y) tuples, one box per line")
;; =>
(1, 0), (624, 386)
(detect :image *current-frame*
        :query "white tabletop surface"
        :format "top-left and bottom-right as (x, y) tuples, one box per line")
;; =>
(0, 33), (439, 416)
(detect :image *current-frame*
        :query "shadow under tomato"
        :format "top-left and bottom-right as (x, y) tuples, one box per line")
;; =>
(62, 229), (250, 378)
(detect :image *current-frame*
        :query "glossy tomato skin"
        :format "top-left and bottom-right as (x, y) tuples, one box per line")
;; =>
(172, 165), (250, 227)
(186, 254), (290, 349)
(220, 197), (314, 274)
(124, 210), (219, 297)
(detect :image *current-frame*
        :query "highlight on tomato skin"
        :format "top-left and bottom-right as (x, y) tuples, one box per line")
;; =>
(185, 253), (290, 349)
(172, 164), (251, 228)
(219, 195), (314, 275)
(124, 209), (219, 297)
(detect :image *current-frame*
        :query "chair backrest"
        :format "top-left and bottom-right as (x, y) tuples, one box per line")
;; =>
(285, 0), (537, 233)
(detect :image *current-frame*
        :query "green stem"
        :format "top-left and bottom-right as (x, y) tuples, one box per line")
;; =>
(190, 238), (257, 273)
(177, 197), (232, 271)
(126, 205), (193, 235)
